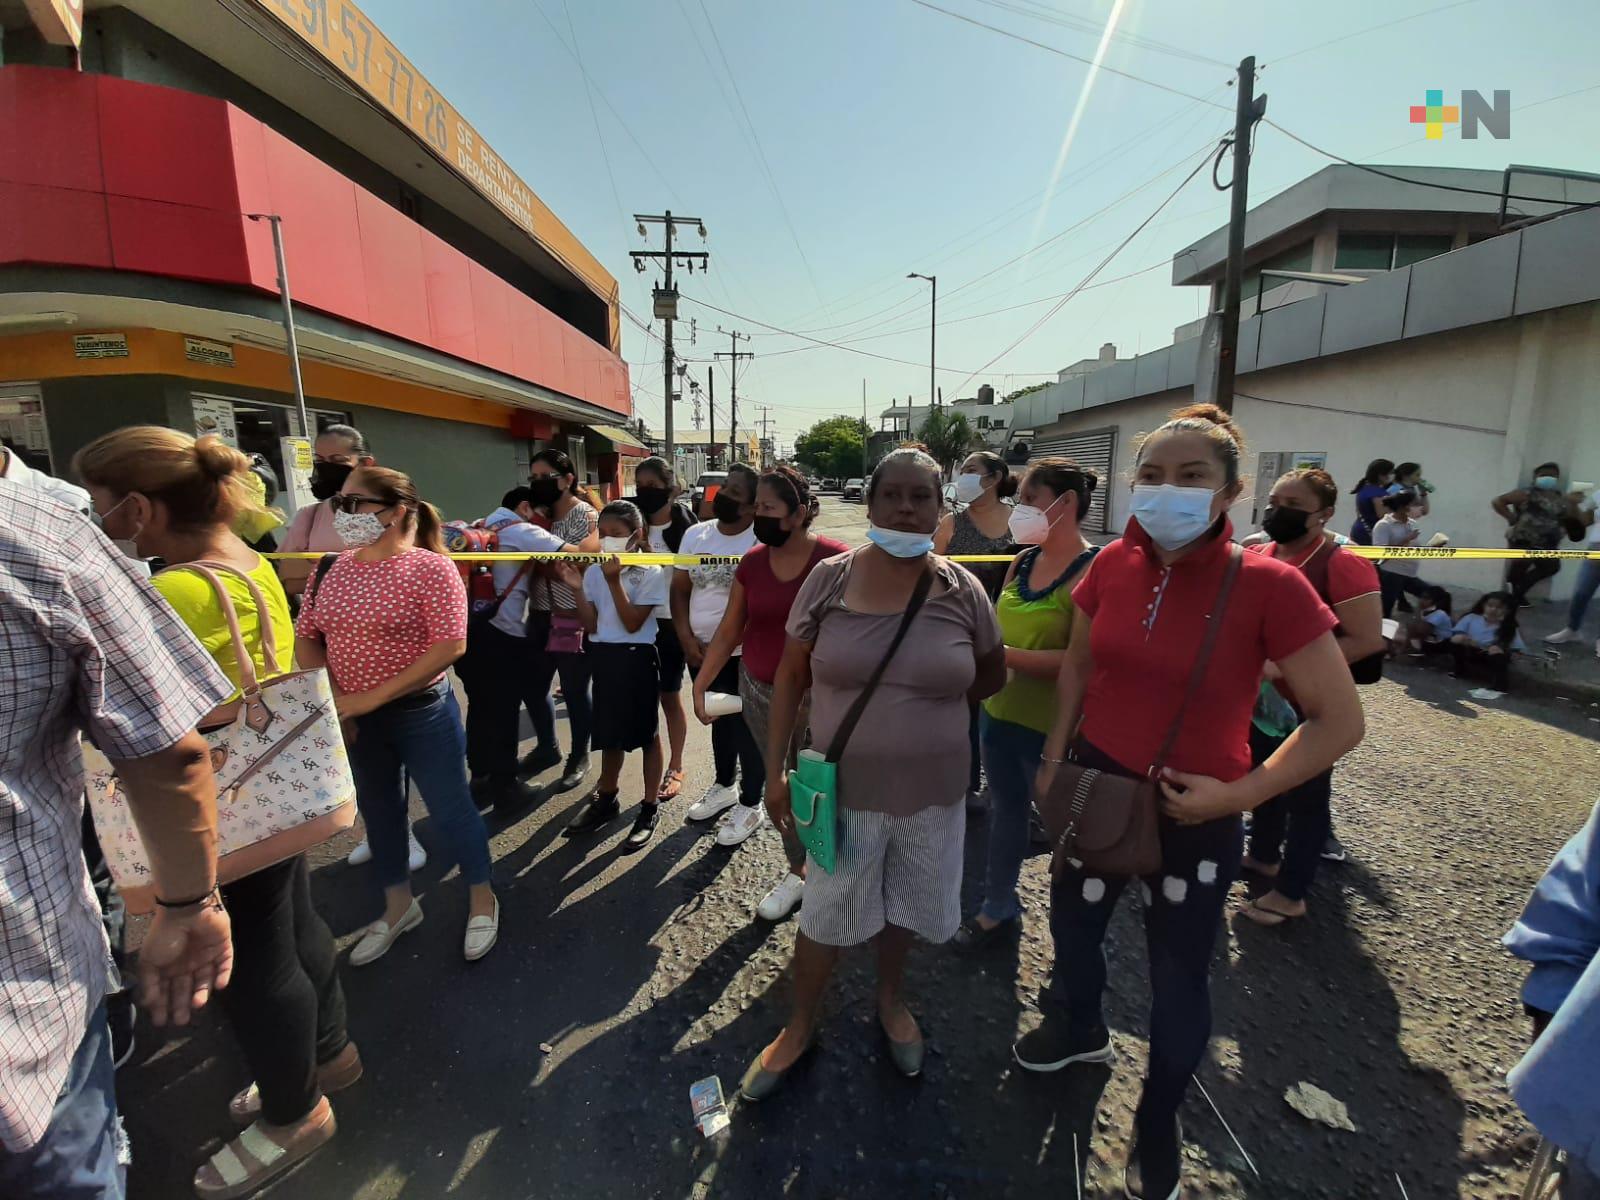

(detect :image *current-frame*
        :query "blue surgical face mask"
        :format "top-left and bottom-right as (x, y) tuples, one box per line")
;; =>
(1130, 483), (1223, 551)
(867, 523), (935, 559)
(1534, 475), (1561, 490)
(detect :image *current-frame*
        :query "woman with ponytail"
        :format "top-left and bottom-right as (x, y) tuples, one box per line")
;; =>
(295, 466), (500, 968)
(77, 427), (356, 1198)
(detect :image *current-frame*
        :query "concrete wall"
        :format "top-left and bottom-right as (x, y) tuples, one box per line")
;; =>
(1033, 301), (1600, 598)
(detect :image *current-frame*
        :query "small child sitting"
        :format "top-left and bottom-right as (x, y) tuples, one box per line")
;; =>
(1393, 585), (1455, 657)
(1450, 591), (1525, 691)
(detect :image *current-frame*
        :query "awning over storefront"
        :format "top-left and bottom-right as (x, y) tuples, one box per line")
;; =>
(587, 424), (649, 458)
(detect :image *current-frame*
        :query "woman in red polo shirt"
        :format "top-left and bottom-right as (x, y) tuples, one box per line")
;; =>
(1015, 404), (1365, 1200)
(1242, 468), (1384, 926)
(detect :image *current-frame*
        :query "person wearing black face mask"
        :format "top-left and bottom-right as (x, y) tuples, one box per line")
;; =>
(1240, 468), (1384, 927)
(278, 425), (374, 601)
(692, 466), (848, 920)
(625, 457), (698, 800)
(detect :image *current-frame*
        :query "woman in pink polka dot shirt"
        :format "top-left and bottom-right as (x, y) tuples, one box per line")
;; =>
(295, 467), (499, 966)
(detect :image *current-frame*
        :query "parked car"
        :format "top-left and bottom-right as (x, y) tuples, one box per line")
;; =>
(820, 477), (839, 492)
(843, 478), (865, 502)
(691, 471), (728, 518)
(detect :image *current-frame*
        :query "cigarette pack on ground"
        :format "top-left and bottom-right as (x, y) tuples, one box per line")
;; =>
(689, 1076), (730, 1137)
(702, 691), (743, 718)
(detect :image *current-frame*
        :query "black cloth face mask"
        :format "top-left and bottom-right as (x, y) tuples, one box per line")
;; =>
(528, 477), (563, 507)
(311, 461), (354, 501)
(712, 492), (745, 523)
(1262, 505), (1312, 544)
(752, 515), (791, 547)
(635, 485), (671, 515)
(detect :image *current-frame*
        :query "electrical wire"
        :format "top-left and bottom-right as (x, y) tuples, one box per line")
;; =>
(968, 0), (1230, 67)
(1269, 0), (1486, 64)
(905, 0), (1232, 111)
(1262, 118), (1600, 207)
(554, 0), (627, 232)
(939, 143), (1217, 399)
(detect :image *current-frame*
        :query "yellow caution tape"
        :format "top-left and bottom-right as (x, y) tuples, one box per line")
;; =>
(264, 545), (1600, 565)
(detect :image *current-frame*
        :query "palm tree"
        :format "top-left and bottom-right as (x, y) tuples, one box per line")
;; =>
(917, 410), (978, 477)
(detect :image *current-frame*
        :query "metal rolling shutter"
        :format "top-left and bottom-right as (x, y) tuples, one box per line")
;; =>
(1028, 427), (1117, 533)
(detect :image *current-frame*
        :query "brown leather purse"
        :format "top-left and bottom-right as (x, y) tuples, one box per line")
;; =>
(1040, 542), (1243, 879)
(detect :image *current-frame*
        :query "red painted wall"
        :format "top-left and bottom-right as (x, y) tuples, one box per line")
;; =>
(0, 66), (630, 417)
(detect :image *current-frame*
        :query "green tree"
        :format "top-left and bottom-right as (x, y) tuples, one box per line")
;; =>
(1004, 381), (1051, 403)
(917, 409), (978, 476)
(794, 415), (871, 480)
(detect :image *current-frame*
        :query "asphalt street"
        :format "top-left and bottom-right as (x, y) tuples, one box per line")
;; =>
(116, 497), (1597, 1199)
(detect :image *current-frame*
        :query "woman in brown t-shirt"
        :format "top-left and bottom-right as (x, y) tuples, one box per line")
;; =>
(739, 449), (1005, 1100)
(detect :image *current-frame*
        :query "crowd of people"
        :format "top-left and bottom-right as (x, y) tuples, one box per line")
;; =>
(1, 405), (1596, 1200)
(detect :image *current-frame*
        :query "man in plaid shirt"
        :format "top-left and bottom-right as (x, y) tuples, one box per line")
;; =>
(0, 477), (235, 1198)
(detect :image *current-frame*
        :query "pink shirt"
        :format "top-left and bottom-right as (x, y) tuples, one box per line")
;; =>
(278, 501), (344, 586)
(295, 547), (467, 694)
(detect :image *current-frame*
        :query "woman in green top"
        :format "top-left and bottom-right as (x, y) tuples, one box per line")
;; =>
(952, 458), (1100, 953)
(77, 427), (357, 1199)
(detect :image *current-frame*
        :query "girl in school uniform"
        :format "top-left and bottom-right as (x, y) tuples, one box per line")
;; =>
(554, 502), (670, 852)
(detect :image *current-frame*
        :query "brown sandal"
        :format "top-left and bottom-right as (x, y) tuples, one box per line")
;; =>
(657, 768), (685, 801)
(194, 1098), (335, 1199)
(1241, 897), (1303, 927)
(228, 1042), (362, 1125)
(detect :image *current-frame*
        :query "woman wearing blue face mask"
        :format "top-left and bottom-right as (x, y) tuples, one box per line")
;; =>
(1493, 461), (1568, 608)
(935, 451), (1018, 814)
(1016, 404), (1366, 1199)
(740, 448), (1007, 1099)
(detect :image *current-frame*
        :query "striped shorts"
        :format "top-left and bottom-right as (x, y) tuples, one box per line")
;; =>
(797, 801), (966, 947)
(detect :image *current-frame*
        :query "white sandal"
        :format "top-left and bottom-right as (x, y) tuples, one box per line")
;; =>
(193, 1102), (335, 1199)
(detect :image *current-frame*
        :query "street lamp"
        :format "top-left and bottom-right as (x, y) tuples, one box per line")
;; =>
(907, 273), (936, 411)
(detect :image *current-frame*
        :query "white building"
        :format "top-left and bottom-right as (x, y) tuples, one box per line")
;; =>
(1011, 164), (1600, 598)
(880, 384), (1014, 452)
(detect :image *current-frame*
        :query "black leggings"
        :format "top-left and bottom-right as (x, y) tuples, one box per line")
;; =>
(1452, 642), (1511, 690)
(1048, 742), (1242, 1128)
(708, 658), (764, 805)
(1245, 725), (1333, 902)
(461, 622), (544, 780)
(525, 611), (593, 759)
(1506, 557), (1560, 607)
(218, 856), (349, 1125)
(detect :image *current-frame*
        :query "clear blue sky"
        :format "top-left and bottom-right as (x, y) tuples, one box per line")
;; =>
(367, 0), (1598, 448)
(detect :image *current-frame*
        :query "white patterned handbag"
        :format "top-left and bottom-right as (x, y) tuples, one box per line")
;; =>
(83, 561), (356, 913)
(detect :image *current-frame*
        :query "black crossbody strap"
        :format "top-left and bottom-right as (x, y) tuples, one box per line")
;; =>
(1149, 541), (1243, 777)
(824, 565), (936, 764)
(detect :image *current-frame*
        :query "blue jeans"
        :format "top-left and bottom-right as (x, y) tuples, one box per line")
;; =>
(349, 685), (492, 890)
(0, 1001), (125, 1199)
(978, 712), (1044, 923)
(1567, 557), (1600, 633)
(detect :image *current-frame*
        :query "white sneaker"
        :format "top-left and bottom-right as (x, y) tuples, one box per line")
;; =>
(407, 829), (427, 872)
(1545, 627), (1582, 645)
(687, 783), (740, 822)
(346, 837), (373, 866)
(716, 803), (765, 846)
(350, 899), (423, 966)
(756, 873), (805, 921)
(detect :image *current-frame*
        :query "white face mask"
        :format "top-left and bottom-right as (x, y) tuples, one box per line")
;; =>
(1130, 484), (1223, 551)
(599, 535), (633, 554)
(333, 509), (388, 548)
(954, 472), (987, 504)
(1008, 494), (1066, 545)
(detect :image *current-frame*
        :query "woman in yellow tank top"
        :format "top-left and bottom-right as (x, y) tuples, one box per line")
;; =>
(77, 427), (357, 1199)
(951, 458), (1101, 955)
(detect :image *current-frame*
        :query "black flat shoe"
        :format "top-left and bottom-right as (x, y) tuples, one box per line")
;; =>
(563, 790), (620, 836)
(518, 744), (563, 779)
(553, 754), (591, 794)
(950, 915), (1018, 955)
(1124, 1113), (1182, 1200)
(620, 804), (659, 853)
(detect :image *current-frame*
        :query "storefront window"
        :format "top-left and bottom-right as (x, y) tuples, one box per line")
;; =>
(191, 394), (349, 495)
(0, 386), (53, 474)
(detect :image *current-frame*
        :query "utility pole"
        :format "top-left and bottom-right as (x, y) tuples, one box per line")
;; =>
(1215, 56), (1266, 416)
(907, 273), (937, 410)
(861, 379), (868, 478)
(631, 212), (708, 461)
(714, 328), (752, 464)
(706, 367), (716, 465)
(245, 213), (310, 438)
(758, 406), (775, 469)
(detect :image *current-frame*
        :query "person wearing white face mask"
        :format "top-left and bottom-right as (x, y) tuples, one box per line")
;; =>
(951, 458), (1100, 955)
(1016, 403), (1365, 1199)
(935, 451), (1018, 815)
(739, 449), (1006, 1100)
(296, 467), (500, 966)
